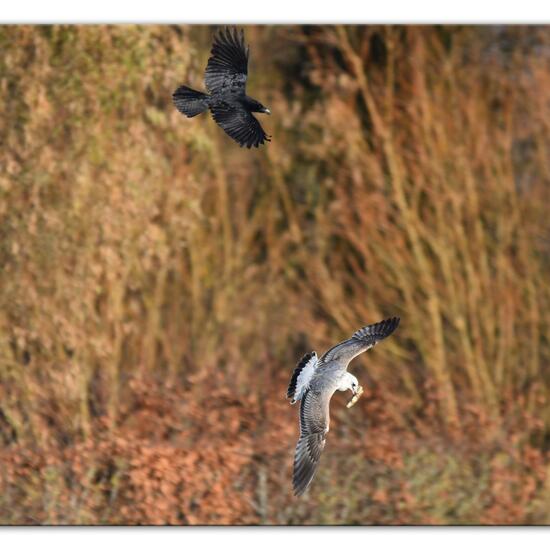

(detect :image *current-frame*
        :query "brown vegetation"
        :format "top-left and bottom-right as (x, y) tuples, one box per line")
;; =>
(0, 24), (550, 524)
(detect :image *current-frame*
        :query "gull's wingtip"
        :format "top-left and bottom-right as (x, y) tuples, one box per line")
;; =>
(382, 316), (400, 336)
(292, 476), (311, 497)
(352, 315), (401, 342)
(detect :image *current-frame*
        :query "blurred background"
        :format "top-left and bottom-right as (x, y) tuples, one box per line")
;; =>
(0, 24), (550, 525)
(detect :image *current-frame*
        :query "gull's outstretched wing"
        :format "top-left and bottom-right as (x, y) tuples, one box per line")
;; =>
(287, 351), (318, 404)
(292, 388), (332, 497)
(320, 317), (400, 365)
(210, 102), (270, 148)
(205, 27), (249, 96)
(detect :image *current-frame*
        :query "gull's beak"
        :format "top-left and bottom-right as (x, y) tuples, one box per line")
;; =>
(264, 108), (271, 115)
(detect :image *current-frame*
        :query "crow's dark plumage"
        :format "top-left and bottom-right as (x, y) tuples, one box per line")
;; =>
(173, 27), (271, 149)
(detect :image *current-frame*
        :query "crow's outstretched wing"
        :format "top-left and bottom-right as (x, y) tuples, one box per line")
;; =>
(205, 27), (249, 96)
(292, 388), (332, 497)
(210, 102), (270, 148)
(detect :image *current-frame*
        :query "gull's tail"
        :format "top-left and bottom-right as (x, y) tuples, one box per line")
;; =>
(172, 85), (209, 118)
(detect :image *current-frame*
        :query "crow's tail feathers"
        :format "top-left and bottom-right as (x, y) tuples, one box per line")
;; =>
(173, 85), (209, 118)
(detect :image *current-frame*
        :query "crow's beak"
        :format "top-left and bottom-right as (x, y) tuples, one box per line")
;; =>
(264, 108), (271, 115)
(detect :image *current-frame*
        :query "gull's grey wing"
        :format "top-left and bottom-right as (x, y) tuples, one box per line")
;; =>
(204, 27), (249, 96)
(287, 351), (318, 404)
(292, 388), (332, 497)
(210, 102), (270, 148)
(320, 317), (400, 365)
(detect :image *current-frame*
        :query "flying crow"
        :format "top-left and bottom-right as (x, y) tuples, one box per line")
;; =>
(173, 27), (271, 149)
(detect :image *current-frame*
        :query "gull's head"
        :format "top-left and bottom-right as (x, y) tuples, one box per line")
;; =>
(339, 372), (360, 394)
(349, 374), (360, 395)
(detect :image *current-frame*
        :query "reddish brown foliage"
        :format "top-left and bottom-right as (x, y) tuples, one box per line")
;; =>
(1, 374), (548, 524)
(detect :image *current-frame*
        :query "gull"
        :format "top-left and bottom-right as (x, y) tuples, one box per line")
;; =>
(286, 317), (400, 496)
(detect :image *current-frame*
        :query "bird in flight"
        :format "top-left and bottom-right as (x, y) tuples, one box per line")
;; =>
(173, 27), (271, 149)
(287, 317), (400, 497)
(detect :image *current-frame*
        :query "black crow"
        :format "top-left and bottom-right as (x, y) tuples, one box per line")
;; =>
(173, 27), (271, 149)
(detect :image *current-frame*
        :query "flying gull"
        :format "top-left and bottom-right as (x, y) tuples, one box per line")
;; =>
(172, 27), (271, 148)
(287, 317), (400, 497)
